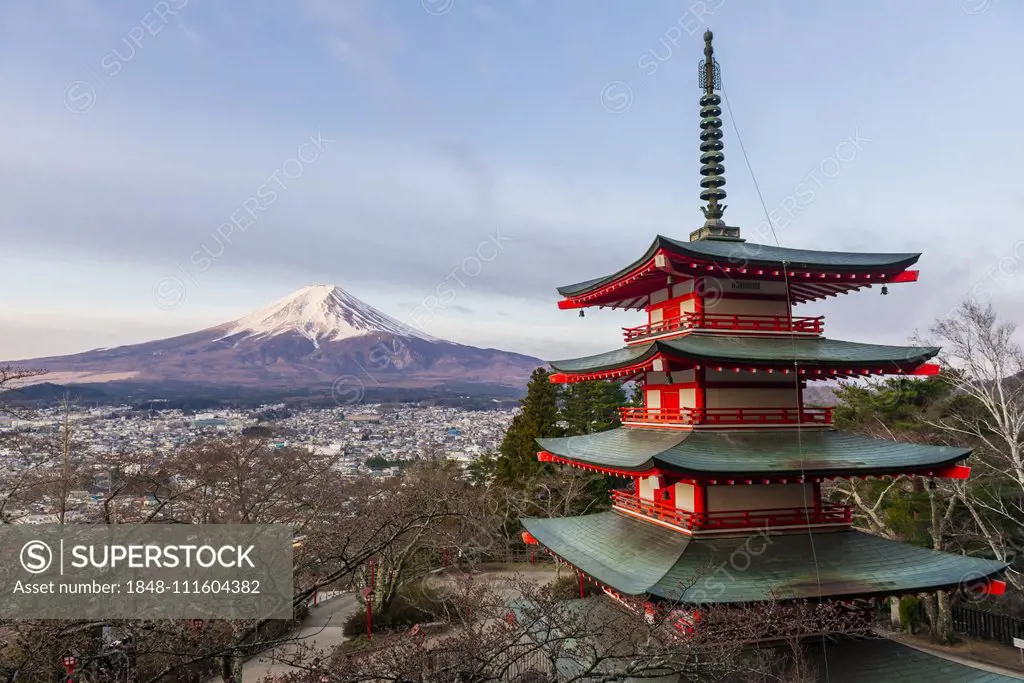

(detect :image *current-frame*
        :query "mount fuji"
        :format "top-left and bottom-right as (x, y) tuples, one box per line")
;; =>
(9, 285), (543, 400)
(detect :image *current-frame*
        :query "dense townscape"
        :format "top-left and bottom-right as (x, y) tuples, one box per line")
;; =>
(0, 403), (512, 524)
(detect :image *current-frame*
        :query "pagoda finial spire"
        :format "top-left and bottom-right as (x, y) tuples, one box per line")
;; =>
(698, 29), (726, 225)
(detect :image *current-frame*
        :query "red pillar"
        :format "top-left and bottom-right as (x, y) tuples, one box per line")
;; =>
(797, 379), (806, 421)
(579, 571), (585, 598)
(695, 366), (706, 421)
(693, 285), (706, 325)
(693, 481), (706, 529)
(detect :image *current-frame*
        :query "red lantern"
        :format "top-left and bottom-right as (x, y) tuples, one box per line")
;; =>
(643, 602), (657, 624)
(61, 654), (79, 674)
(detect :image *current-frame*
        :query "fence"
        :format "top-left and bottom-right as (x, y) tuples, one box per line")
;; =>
(951, 605), (1024, 646)
(422, 643), (554, 682)
(425, 547), (556, 570)
(907, 601), (1024, 647)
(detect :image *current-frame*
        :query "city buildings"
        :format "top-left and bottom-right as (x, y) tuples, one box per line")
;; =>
(0, 402), (512, 522)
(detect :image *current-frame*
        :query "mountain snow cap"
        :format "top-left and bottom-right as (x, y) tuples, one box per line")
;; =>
(221, 285), (437, 345)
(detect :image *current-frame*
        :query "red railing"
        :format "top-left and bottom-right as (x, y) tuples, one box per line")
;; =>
(618, 406), (833, 427)
(622, 312), (824, 343)
(610, 490), (852, 531)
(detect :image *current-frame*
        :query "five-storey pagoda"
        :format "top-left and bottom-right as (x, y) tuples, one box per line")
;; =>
(522, 30), (1007, 622)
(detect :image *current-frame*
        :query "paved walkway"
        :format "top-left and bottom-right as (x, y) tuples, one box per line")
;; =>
(238, 564), (556, 682)
(240, 592), (357, 683)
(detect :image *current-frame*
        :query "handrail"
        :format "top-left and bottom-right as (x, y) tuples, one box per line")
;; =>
(618, 406), (833, 426)
(610, 490), (852, 531)
(623, 312), (824, 342)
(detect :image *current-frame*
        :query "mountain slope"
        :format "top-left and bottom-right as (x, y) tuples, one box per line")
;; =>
(220, 284), (438, 346)
(9, 285), (543, 394)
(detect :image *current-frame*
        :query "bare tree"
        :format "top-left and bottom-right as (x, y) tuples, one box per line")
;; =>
(0, 364), (46, 418)
(925, 301), (1024, 591)
(260, 571), (870, 683)
(0, 395), (94, 524)
(0, 435), (486, 683)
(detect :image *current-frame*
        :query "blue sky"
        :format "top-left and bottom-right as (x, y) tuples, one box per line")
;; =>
(1, 0), (1022, 360)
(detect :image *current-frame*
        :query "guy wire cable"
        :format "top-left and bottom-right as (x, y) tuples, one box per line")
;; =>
(722, 86), (831, 681)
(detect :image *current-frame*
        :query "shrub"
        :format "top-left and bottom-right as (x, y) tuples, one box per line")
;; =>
(343, 584), (454, 637)
(899, 596), (923, 633)
(546, 573), (601, 600)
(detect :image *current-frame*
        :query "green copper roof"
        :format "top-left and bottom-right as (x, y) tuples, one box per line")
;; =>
(521, 512), (1006, 604)
(537, 428), (971, 476)
(549, 335), (939, 374)
(557, 235), (921, 297)
(509, 601), (1022, 682)
(807, 639), (1024, 682)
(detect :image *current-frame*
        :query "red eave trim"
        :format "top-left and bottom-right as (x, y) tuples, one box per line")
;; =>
(936, 464), (971, 480)
(888, 269), (920, 284)
(558, 257), (660, 309)
(549, 355), (659, 384)
(910, 362), (940, 376)
(538, 450), (656, 478)
(539, 451), (970, 483)
(560, 252), (920, 310)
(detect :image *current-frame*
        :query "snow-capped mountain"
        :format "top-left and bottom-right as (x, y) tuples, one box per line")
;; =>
(10, 285), (542, 397)
(220, 285), (438, 347)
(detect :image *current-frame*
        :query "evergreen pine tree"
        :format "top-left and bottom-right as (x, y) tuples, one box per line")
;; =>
(590, 380), (626, 432)
(562, 381), (626, 434)
(558, 380), (627, 506)
(495, 368), (563, 484)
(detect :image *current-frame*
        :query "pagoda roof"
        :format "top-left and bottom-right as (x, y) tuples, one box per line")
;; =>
(805, 639), (1024, 683)
(508, 601), (1021, 682)
(558, 235), (920, 299)
(536, 428), (971, 478)
(549, 335), (939, 376)
(521, 511), (1007, 604)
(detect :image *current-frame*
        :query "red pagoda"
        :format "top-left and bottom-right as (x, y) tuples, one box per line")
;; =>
(521, 30), (1006, 624)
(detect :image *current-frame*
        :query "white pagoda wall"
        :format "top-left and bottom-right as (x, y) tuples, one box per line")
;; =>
(644, 389), (661, 409)
(673, 482), (696, 511)
(705, 297), (790, 318)
(648, 281), (695, 305)
(641, 276), (813, 331)
(638, 475), (661, 501)
(645, 369), (696, 385)
(704, 369), (801, 411)
(705, 387), (798, 409)
(705, 369), (791, 384)
(706, 483), (814, 512)
(697, 276), (791, 319)
(647, 284), (697, 326)
(644, 387), (698, 410)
